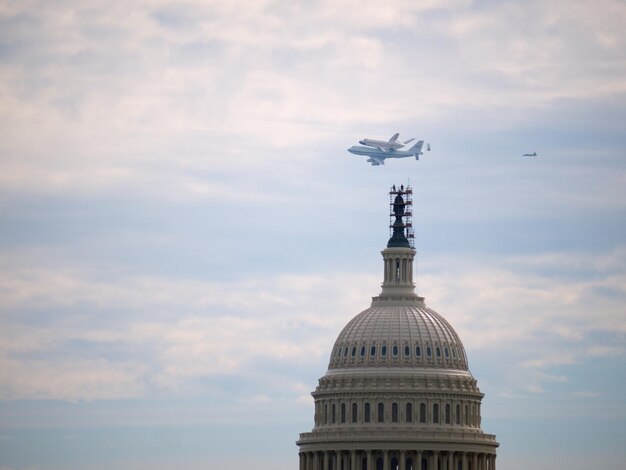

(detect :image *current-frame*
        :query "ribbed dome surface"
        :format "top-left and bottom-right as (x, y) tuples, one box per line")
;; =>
(329, 303), (468, 371)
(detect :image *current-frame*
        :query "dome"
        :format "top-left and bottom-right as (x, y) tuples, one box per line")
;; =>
(328, 301), (468, 371)
(297, 185), (498, 470)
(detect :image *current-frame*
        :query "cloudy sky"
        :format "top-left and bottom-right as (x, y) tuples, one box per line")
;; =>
(1, 0), (625, 469)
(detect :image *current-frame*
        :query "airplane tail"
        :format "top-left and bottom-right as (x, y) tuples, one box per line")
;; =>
(403, 138), (415, 145)
(408, 140), (424, 159)
(389, 132), (399, 143)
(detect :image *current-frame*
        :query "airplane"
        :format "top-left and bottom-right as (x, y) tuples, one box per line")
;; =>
(523, 152), (537, 157)
(348, 140), (425, 166)
(359, 133), (415, 152)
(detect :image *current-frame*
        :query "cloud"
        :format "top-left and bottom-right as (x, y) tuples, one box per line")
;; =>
(1, 0), (624, 201)
(1, 245), (625, 402)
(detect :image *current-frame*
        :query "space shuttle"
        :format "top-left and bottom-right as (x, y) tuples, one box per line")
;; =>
(359, 133), (415, 153)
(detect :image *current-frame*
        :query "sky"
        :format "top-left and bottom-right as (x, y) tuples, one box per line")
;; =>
(0, 0), (625, 469)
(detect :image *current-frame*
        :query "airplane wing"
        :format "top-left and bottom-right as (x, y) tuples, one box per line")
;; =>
(403, 138), (415, 145)
(368, 156), (385, 166)
(389, 133), (399, 143)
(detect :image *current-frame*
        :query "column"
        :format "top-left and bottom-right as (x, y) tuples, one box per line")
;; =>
(384, 450), (390, 470)
(367, 451), (373, 470)
(351, 450), (357, 470)
(400, 451), (406, 470)
(472, 453), (478, 470)
(433, 451), (439, 470)
(491, 455), (496, 470)
(462, 452), (467, 470)
(416, 451), (422, 470)
(323, 451), (329, 470)
(314, 452), (320, 470)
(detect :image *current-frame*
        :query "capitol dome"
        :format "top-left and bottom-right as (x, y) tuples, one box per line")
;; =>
(297, 185), (498, 470)
(328, 303), (468, 372)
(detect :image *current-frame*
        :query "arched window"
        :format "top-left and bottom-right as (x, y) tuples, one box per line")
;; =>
(404, 345), (410, 357)
(444, 347), (449, 358)
(406, 403), (413, 423)
(381, 345), (387, 357)
(352, 403), (358, 423)
(426, 346), (432, 357)
(341, 403), (346, 423)
(364, 403), (371, 423)
(436, 347), (441, 357)
(465, 405), (469, 425)
(416, 345), (421, 357)
(343, 346), (349, 357)
(351, 346), (356, 357)
(378, 402), (385, 423)
(392, 345), (399, 357)
(324, 404), (328, 424)
(360, 346), (366, 358)
(392, 402), (398, 422)
(445, 404), (451, 424)
(456, 404), (461, 425)
(332, 403), (336, 423)
(419, 403), (426, 423)
(433, 403), (439, 423)
(370, 345), (376, 357)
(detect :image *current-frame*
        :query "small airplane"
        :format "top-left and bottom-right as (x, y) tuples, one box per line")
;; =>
(348, 140), (426, 166)
(523, 152), (537, 157)
(359, 133), (415, 152)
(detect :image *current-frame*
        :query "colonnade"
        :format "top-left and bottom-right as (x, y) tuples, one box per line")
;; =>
(299, 450), (496, 470)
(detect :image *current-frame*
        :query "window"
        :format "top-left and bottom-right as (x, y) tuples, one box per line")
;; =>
(378, 402), (385, 423)
(426, 346), (432, 357)
(324, 404), (328, 424)
(392, 403), (398, 422)
(360, 346), (366, 358)
(351, 346), (356, 357)
(456, 404), (461, 425)
(341, 403), (346, 423)
(416, 346), (421, 357)
(445, 404), (451, 424)
(444, 347), (449, 358)
(381, 345), (387, 357)
(392, 345), (399, 357)
(465, 405), (469, 425)
(364, 403), (371, 423)
(352, 403), (357, 423)
(419, 403), (426, 423)
(370, 345), (376, 357)
(433, 404), (439, 424)
(332, 403), (336, 423)
(404, 345), (410, 357)
(406, 403), (413, 423)
(343, 346), (349, 357)
(436, 347), (441, 357)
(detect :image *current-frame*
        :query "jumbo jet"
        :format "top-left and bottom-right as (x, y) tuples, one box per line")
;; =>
(359, 133), (415, 152)
(348, 140), (425, 166)
(523, 152), (538, 157)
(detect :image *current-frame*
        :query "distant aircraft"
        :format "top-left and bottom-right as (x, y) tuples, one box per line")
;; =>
(348, 140), (425, 166)
(523, 152), (538, 157)
(359, 133), (415, 152)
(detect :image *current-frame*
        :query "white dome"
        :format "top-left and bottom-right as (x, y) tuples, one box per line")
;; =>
(328, 301), (468, 371)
